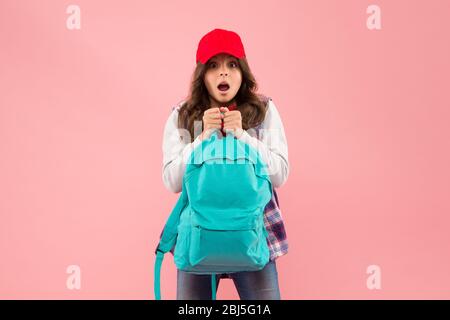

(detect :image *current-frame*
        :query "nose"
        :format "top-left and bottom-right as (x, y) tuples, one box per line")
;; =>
(219, 64), (229, 76)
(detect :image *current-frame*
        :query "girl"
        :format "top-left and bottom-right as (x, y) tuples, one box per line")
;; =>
(161, 28), (289, 300)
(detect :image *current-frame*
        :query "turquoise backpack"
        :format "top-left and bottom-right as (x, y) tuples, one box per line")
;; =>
(154, 130), (273, 300)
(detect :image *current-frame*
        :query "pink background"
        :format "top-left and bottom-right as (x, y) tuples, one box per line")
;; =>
(1, 0), (450, 299)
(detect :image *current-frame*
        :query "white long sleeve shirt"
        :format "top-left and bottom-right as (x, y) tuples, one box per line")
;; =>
(162, 98), (289, 193)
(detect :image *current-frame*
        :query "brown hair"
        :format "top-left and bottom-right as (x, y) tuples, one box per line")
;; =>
(177, 57), (268, 142)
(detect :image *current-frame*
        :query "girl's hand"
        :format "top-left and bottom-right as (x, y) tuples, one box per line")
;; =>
(200, 107), (224, 140)
(221, 107), (244, 139)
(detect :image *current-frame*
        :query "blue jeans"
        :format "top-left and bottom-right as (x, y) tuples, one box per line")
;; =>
(176, 260), (281, 300)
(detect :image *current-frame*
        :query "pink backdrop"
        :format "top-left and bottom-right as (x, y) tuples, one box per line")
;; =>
(1, 0), (450, 299)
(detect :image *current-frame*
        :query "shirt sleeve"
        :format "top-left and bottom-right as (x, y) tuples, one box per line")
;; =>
(162, 107), (203, 193)
(237, 99), (290, 188)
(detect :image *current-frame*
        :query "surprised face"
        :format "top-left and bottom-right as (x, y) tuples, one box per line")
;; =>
(203, 53), (242, 107)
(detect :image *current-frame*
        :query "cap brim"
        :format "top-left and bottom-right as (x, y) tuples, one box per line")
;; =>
(200, 49), (243, 64)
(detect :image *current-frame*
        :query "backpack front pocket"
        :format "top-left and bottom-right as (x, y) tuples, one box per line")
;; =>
(188, 224), (269, 271)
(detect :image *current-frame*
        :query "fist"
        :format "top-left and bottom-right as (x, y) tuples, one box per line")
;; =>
(200, 107), (224, 140)
(220, 107), (243, 139)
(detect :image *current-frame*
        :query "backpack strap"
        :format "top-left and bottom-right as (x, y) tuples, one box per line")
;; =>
(154, 181), (189, 300)
(211, 274), (217, 300)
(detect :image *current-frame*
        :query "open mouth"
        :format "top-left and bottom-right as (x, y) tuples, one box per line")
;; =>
(217, 82), (230, 92)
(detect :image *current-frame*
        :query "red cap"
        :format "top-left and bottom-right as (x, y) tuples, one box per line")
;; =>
(196, 28), (246, 64)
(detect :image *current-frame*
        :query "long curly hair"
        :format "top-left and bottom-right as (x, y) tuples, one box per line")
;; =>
(177, 57), (268, 142)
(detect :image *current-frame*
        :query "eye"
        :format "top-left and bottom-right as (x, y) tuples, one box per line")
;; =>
(208, 61), (238, 68)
